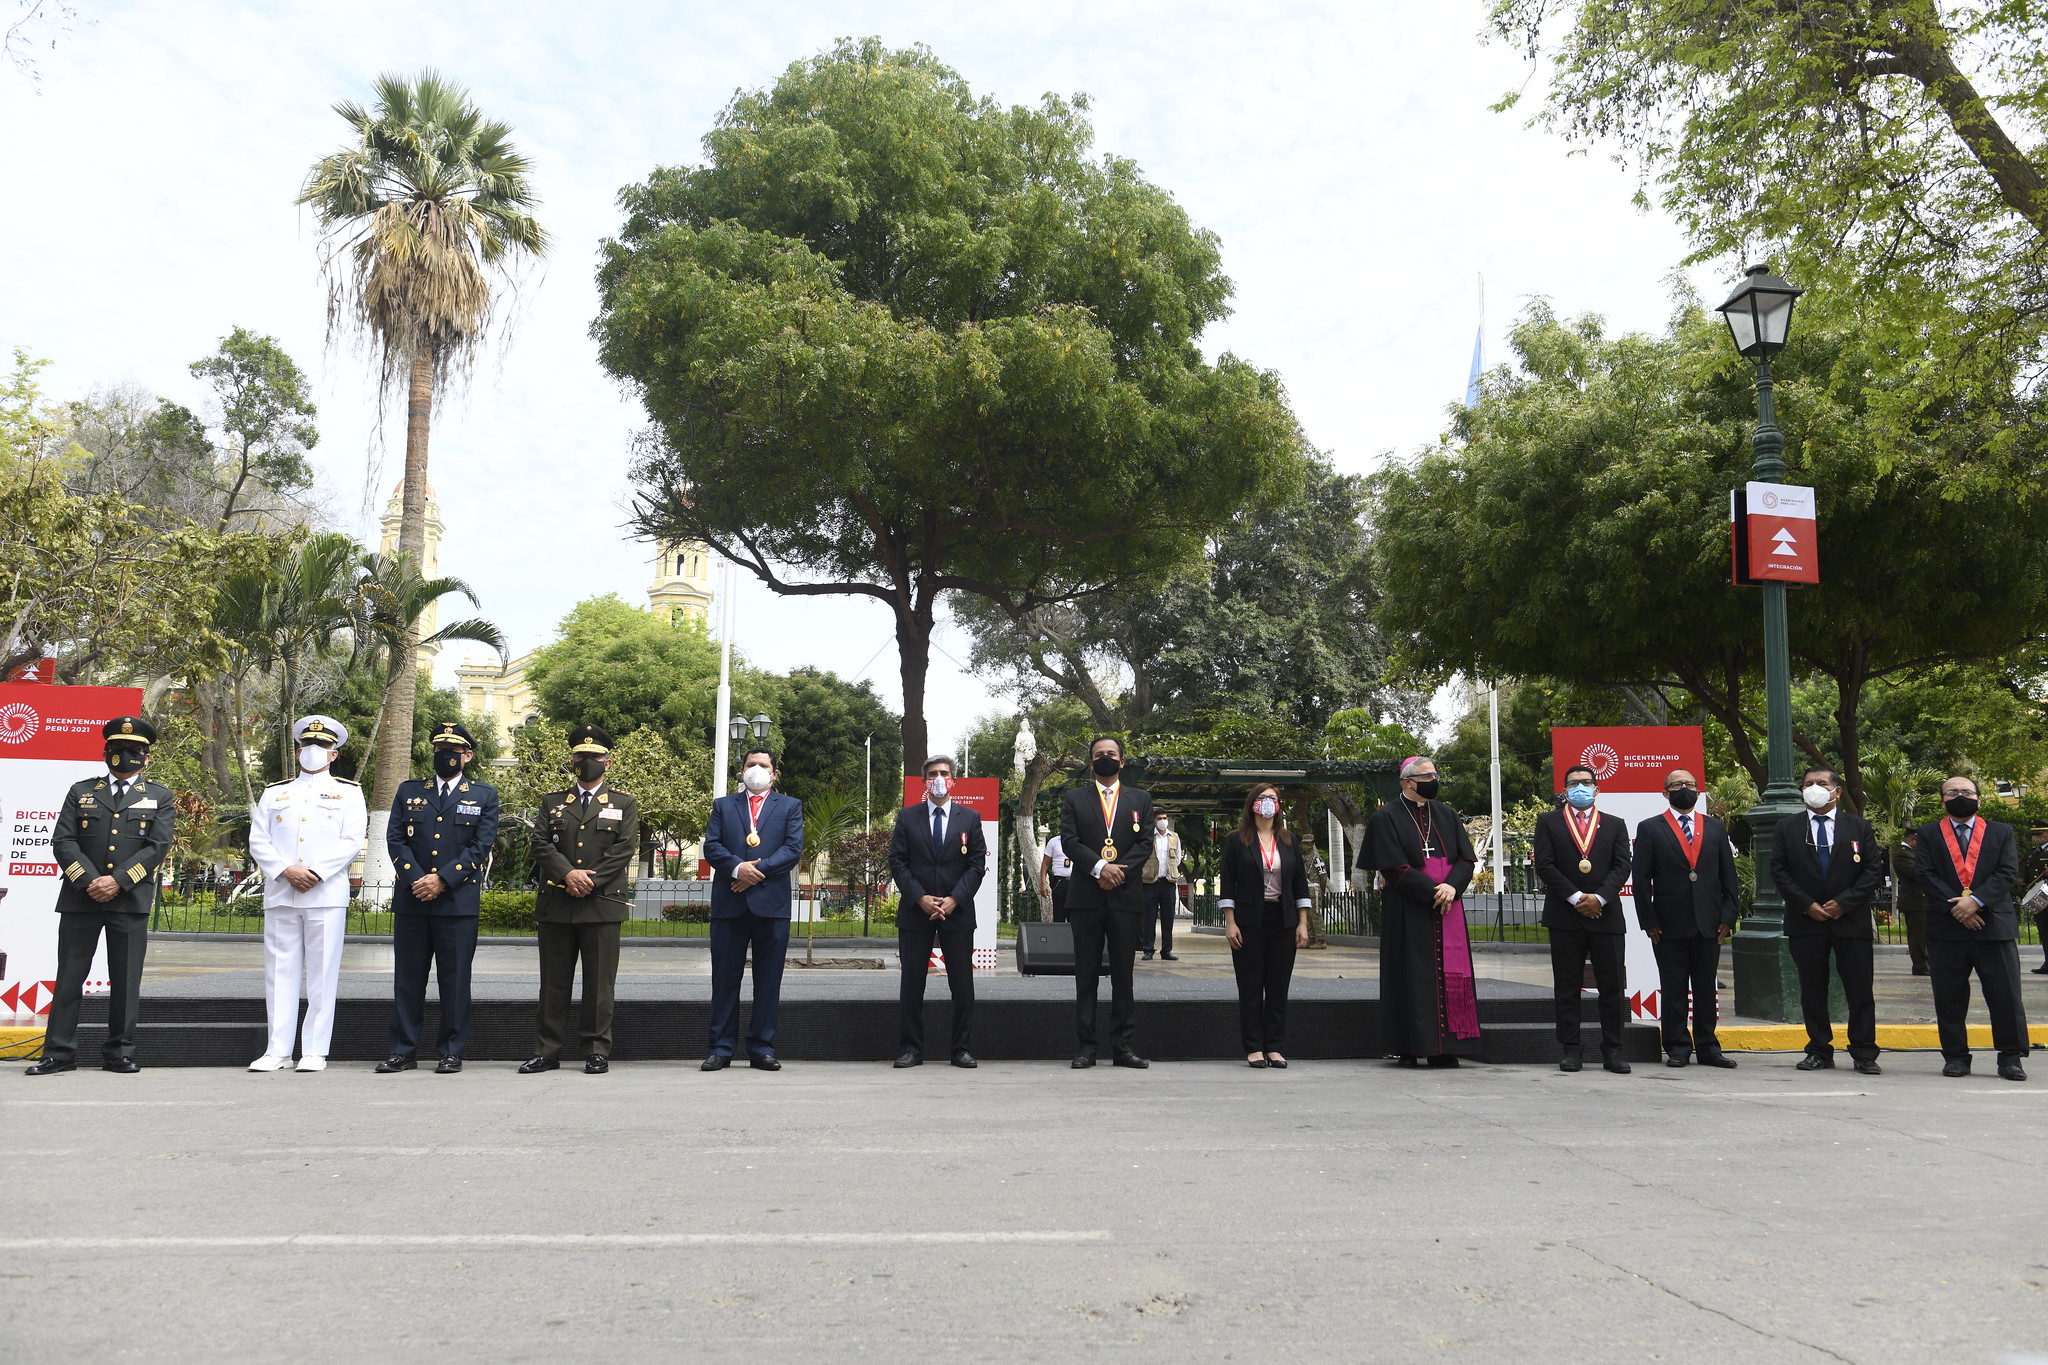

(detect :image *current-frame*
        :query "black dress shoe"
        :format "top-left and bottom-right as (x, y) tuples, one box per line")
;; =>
(1559, 1047), (1583, 1073)
(1112, 1050), (1150, 1069)
(2032, 965), (2048, 975)
(1665, 1052), (1690, 1068)
(375, 1055), (417, 1073)
(1265, 1056), (1288, 1069)
(1853, 1058), (1882, 1076)
(435, 1056), (463, 1074)
(1426, 1055), (1460, 1068)
(1159, 952), (1178, 961)
(1602, 1053), (1632, 1074)
(1697, 1051), (1738, 1069)
(24, 1057), (75, 1076)
(517, 1056), (560, 1074)
(894, 1050), (923, 1068)
(1141, 950), (1154, 960)
(950, 1050), (978, 1069)
(101, 1058), (140, 1074)
(701, 1054), (732, 1071)
(2000, 1060), (2029, 1082)
(1395, 1055), (1420, 1068)
(584, 1054), (609, 1074)
(1071, 1051), (1097, 1069)
(1942, 1057), (1972, 1077)
(1911, 966), (1930, 976)
(1796, 1053), (1835, 1071)
(748, 1054), (781, 1071)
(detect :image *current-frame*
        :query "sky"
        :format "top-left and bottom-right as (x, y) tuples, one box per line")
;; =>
(1, 1), (1710, 756)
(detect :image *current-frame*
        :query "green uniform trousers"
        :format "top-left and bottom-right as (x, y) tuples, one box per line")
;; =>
(535, 920), (621, 1059)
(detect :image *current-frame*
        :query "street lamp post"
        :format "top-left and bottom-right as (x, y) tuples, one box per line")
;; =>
(1715, 263), (1805, 1021)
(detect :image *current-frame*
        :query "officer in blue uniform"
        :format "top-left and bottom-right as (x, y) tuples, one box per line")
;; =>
(376, 721), (499, 1074)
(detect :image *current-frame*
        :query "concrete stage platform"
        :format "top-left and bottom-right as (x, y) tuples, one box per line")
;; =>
(66, 961), (1669, 1066)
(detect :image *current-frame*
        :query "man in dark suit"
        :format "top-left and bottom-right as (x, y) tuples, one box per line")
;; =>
(378, 720), (500, 1074)
(701, 746), (804, 1070)
(1770, 765), (1886, 1075)
(519, 724), (639, 1075)
(1057, 736), (1155, 1069)
(1532, 764), (1633, 1074)
(28, 716), (174, 1076)
(1915, 774), (2030, 1080)
(887, 754), (986, 1068)
(1632, 767), (1741, 1068)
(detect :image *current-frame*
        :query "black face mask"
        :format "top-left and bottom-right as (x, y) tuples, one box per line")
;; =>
(1667, 788), (1699, 811)
(1411, 778), (1439, 801)
(574, 756), (607, 783)
(1944, 794), (1980, 819)
(1092, 754), (1121, 779)
(106, 747), (145, 774)
(432, 749), (464, 780)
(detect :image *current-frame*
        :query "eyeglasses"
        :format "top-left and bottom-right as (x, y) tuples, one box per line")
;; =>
(1665, 785), (1698, 794)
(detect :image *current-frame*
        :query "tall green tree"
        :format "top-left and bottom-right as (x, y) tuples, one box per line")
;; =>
(595, 38), (1304, 773)
(751, 666), (900, 807)
(189, 327), (319, 530)
(300, 68), (547, 814)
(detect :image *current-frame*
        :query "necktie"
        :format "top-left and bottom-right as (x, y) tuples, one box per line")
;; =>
(1815, 816), (1831, 877)
(1680, 813), (1693, 841)
(580, 790), (591, 813)
(1955, 821), (1972, 852)
(932, 804), (945, 850)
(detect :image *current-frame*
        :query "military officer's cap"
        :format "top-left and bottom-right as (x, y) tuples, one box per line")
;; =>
(293, 714), (348, 747)
(568, 723), (615, 755)
(102, 715), (156, 747)
(430, 720), (476, 750)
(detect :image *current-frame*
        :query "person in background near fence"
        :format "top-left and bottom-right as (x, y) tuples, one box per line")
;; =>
(379, 721), (498, 1076)
(1770, 766), (1885, 1076)
(244, 715), (366, 1074)
(1140, 812), (1185, 961)
(1914, 776), (2029, 1081)
(1531, 764), (1633, 1075)
(520, 724), (638, 1076)
(1359, 756), (1481, 1068)
(888, 755), (986, 1069)
(1632, 769), (1740, 1069)
(1039, 833), (1073, 922)
(2025, 828), (2048, 974)
(1219, 784), (1311, 1068)
(702, 746), (803, 1071)
(1058, 736), (1155, 1069)
(27, 716), (173, 1077)
(1892, 830), (1929, 976)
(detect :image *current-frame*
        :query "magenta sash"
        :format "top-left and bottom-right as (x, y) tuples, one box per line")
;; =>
(1427, 854), (1481, 1040)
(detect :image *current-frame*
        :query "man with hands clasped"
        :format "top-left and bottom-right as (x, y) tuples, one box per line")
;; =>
(702, 747), (803, 1071)
(888, 754), (986, 1068)
(1057, 736), (1155, 1069)
(1769, 766), (1884, 1075)
(1632, 769), (1740, 1069)
(1532, 765), (1633, 1074)
(1914, 774), (2030, 1080)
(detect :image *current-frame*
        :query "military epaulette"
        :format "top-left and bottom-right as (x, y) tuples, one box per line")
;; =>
(332, 776), (361, 787)
(263, 779), (293, 790)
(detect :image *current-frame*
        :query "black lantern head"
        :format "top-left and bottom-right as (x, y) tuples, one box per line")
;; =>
(1715, 263), (1802, 359)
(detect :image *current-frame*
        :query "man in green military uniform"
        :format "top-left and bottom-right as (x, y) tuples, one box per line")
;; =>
(27, 716), (175, 1075)
(519, 724), (639, 1075)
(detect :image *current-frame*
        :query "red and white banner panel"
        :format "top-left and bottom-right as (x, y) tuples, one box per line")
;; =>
(1550, 726), (1710, 1023)
(0, 681), (144, 1020)
(901, 776), (1002, 971)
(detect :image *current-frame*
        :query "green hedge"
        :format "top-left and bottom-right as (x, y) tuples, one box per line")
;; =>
(477, 891), (538, 934)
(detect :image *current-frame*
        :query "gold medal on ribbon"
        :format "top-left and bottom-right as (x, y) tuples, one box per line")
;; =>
(1101, 840), (1116, 860)
(746, 832), (760, 847)
(1565, 806), (1599, 880)
(1578, 859), (1592, 874)
(1096, 781), (1120, 866)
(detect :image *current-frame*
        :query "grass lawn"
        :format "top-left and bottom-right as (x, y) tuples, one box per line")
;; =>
(148, 903), (1018, 939)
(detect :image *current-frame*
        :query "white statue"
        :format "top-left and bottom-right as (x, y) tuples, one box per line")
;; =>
(1013, 716), (1037, 773)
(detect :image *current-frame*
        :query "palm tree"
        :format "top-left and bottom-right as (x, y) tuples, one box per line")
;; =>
(351, 549), (509, 771)
(299, 69), (546, 813)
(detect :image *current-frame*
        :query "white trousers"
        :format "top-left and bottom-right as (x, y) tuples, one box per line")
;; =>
(264, 905), (347, 1057)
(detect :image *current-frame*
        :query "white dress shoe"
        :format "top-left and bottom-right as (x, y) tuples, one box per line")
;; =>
(294, 1056), (327, 1072)
(248, 1055), (290, 1072)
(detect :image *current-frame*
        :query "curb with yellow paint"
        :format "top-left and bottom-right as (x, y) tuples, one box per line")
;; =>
(1718, 1023), (2048, 1051)
(0, 1025), (46, 1056)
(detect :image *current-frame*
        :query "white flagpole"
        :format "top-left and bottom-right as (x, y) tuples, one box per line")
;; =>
(712, 558), (735, 798)
(1489, 682), (1507, 894)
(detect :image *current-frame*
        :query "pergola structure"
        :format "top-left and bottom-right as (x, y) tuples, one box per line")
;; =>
(1115, 755), (1403, 817)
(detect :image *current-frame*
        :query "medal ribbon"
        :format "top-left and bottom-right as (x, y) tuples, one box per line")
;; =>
(1566, 807), (1599, 864)
(746, 791), (764, 841)
(1097, 782), (1120, 850)
(1662, 810), (1704, 871)
(1259, 832), (1278, 873)
(1941, 818), (1984, 892)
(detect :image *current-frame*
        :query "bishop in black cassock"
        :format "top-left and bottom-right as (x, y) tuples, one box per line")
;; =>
(1359, 757), (1482, 1066)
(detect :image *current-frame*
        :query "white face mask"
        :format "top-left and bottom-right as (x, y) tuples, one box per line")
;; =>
(298, 745), (333, 773)
(1802, 783), (1834, 811)
(742, 764), (773, 794)
(1155, 820), (1169, 832)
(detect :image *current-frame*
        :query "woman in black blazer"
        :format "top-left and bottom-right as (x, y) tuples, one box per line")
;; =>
(1219, 783), (1313, 1067)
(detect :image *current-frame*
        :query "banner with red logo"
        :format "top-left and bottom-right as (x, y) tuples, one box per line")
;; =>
(1551, 726), (1710, 1023)
(1731, 482), (1820, 585)
(1, 682), (145, 1020)
(901, 776), (1002, 971)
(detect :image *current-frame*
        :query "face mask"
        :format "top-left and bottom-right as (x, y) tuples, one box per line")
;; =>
(1252, 797), (1278, 819)
(1092, 754), (1121, 779)
(1565, 784), (1596, 809)
(299, 745), (333, 773)
(1667, 788), (1699, 811)
(925, 775), (950, 800)
(1411, 778), (1439, 801)
(432, 749), (464, 780)
(1155, 819), (1169, 831)
(743, 764), (773, 793)
(106, 747), (144, 774)
(1944, 793), (1980, 819)
(574, 755), (607, 783)
(1802, 784), (1833, 811)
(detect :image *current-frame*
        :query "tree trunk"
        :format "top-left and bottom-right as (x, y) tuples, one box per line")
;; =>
(893, 595), (934, 778)
(371, 644), (417, 813)
(1013, 750), (1060, 920)
(371, 345), (435, 813)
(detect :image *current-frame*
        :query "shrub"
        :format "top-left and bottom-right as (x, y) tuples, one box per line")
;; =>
(660, 903), (711, 923)
(866, 893), (898, 927)
(478, 891), (538, 934)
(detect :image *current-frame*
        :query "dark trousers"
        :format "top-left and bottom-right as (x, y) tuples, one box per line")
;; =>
(387, 913), (478, 1058)
(1230, 902), (1297, 1053)
(2036, 911), (2048, 967)
(536, 920), (621, 1059)
(1903, 908), (1929, 973)
(898, 916), (976, 1054)
(42, 911), (147, 1064)
(709, 912), (790, 1057)
(1653, 933), (1723, 1055)
(1050, 877), (1069, 923)
(1139, 879), (1177, 954)
(1789, 934), (1877, 1060)
(1069, 906), (1139, 1053)
(1930, 937), (2031, 1062)
(1549, 925), (1626, 1052)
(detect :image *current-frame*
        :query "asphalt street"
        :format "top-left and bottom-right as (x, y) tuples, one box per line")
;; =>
(5, 1057), (2047, 1363)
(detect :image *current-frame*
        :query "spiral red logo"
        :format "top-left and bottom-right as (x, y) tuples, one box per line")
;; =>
(1579, 742), (1620, 781)
(0, 702), (39, 745)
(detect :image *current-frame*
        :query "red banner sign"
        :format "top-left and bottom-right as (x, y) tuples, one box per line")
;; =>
(1731, 481), (1819, 585)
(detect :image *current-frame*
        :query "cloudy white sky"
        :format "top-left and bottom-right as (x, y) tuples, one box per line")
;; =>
(2, 1), (1710, 752)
